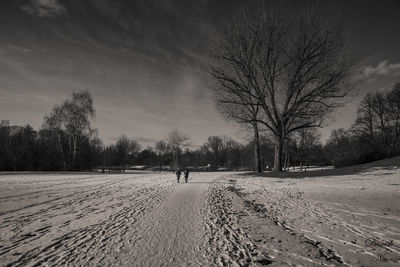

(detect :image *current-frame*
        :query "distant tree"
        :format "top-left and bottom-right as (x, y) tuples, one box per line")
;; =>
(43, 105), (67, 170)
(0, 125), (11, 170)
(0, 125), (38, 171)
(103, 145), (117, 167)
(155, 140), (169, 171)
(354, 93), (376, 151)
(88, 134), (104, 168)
(353, 84), (400, 157)
(62, 91), (96, 168)
(115, 135), (142, 168)
(167, 129), (190, 169)
(224, 139), (242, 170)
(115, 136), (128, 167)
(199, 143), (212, 169)
(387, 83), (400, 153)
(43, 91), (95, 170)
(296, 128), (321, 170)
(36, 128), (63, 170)
(323, 82), (400, 166)
(4, 126), (36, 171)
(75, 130), (104, 170)
(325, 128), (358, 167)
(210, 3), (356, 171)
(136, 147), (158, 167)
(364, 83), (400, 155)
(371, 92), (391, 153)
(205, 136), (224, 170)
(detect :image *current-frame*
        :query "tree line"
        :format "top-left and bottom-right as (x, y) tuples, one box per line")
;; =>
(0, 90), (326, 171)
(325, 83), (400, 167)
(0, 92), (101, 171)
(0, 91), (253, 171)
(1, 83), (398, 172)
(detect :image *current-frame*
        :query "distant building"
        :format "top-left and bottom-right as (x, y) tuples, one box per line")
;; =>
(0, 120), (10, 127)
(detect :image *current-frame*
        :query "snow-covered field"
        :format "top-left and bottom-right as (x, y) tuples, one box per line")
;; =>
(211, 157), (400, 266)
(0, 157), (399, 266)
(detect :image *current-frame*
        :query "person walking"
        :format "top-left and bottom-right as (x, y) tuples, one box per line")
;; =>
(175, 168), (181, 183)
(184, 168), (189, 183)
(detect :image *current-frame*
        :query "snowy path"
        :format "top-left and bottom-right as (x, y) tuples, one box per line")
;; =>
(122, 174), (217, 266)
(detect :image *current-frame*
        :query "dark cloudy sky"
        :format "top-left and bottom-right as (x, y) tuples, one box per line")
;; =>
(1, 0), (400, 146)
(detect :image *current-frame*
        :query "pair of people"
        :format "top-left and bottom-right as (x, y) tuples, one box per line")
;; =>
(175, 168), (189, 183)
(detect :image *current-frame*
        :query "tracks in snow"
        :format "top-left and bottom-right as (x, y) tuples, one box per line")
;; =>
(204, 179), (347, 266)
(0, 174), (174, 266)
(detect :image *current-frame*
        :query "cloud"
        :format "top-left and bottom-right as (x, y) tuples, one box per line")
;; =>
(362, 60), (400, 79)
(7, 44), (31, 53)
(21, 0), (66, 17)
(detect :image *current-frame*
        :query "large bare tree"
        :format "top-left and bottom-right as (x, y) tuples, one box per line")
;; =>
(210, 3), (356, 171)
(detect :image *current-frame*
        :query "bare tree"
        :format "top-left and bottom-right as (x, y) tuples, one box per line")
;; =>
(205, 136), (224, 170)
(354, 93), (376, 150)
(155, 139), (169, 171)
(43, 106), (67, 171)
(43, 91), (95, 170)
(387, 83), (400, 153)
(63, 91), (96, 167)
(296, 128), (320, 170)
(216, 86), (262, 172)
(210, 3), (356, 171)
(167, 129), (190, 169)
(359, 84), (400, 155)
(115, 135), (142, 169)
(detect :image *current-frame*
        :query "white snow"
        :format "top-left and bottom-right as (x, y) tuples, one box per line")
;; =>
(1, 158), (399, 266)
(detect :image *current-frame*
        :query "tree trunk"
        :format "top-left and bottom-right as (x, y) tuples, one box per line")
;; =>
(252, 123), (262, 172)
(273, 136), (283, 172)
(284, 146), (289, 171)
